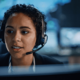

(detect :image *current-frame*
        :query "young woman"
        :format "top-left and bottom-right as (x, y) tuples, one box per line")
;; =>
(0, 4), (63, 72)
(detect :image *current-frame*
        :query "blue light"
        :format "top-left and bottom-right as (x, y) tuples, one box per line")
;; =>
(47, 20), (55, 29)
(0, 0), (71, 20)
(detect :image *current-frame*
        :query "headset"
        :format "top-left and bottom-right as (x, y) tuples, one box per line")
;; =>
(26, 19), (48, 54)
(0, 17), (48, 55)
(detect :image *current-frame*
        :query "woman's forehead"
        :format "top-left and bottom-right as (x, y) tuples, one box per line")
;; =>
(5, 13), (36, 30)
(6, 13), (33, 24)
(9, 13), (26, 19)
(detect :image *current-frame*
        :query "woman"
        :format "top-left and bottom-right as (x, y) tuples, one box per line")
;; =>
(0, 4), (63, 72)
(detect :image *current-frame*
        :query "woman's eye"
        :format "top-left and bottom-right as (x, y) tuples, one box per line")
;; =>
(7, 30), (13, 33)
(21, 31), (28, 34)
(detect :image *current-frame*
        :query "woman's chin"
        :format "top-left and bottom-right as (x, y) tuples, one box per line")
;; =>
(10, 52), (25, 59)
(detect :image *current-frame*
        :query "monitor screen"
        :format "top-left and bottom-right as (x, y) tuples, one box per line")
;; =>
(60, 27), (80, 47)
(0, 64), (80, 79)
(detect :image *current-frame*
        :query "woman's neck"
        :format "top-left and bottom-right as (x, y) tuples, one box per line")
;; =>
(11, 53), (34, 67)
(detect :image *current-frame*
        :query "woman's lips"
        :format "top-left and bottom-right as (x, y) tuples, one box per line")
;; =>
(12, 48), (22, 51)
(11, 46), (23, 52)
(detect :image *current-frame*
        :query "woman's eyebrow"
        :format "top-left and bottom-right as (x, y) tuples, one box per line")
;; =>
(5, 26), (31, 29)
(5, 26), (14, 28)
(20, 26), (31, 29)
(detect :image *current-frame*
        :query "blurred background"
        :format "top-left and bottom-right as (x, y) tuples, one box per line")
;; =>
(0, 0), (80, 64)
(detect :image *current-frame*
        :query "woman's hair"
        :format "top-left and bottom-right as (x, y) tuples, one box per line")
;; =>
(1, 4), (47, 47)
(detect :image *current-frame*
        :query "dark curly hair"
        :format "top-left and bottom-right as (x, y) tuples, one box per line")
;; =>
(1, 4), (47, 47)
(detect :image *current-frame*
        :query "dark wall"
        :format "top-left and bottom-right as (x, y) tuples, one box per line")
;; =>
(50, 0), (80, 27)
(61, 0), (80, 27)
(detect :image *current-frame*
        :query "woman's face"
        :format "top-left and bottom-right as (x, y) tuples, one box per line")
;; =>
(4, 13), (36, 58)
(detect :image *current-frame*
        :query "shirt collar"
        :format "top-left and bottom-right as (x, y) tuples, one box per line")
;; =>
(8, 55), (35, 73)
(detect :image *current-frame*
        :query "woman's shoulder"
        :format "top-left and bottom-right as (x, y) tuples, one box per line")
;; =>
(0, 52), (10, 66)
(34, 53), (63, 65)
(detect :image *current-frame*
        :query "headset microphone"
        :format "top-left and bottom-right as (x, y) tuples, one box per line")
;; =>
(26, 45), (43, 55)
(26, 34), (48, 55)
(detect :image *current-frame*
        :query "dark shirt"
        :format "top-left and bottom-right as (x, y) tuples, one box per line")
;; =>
(0, 52), (63, 66)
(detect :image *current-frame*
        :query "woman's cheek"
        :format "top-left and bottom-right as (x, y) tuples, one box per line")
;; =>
(4, 33), (11, 52)
(24, 34), (36, 48)
(29, 34), (36, 44)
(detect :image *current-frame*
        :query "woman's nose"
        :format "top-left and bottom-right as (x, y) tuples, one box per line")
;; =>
(12, 31), (21, 42)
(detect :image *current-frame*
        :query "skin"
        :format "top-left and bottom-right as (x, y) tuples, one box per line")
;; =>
(4, 13), (36, 66)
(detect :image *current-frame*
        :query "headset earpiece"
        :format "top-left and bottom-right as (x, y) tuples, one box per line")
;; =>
(43, 34), (48, 45)
(35, 18), (48, 48)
